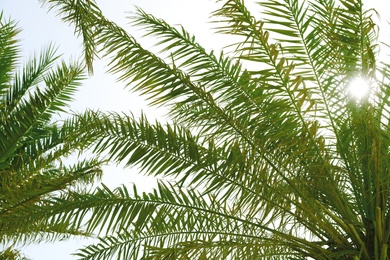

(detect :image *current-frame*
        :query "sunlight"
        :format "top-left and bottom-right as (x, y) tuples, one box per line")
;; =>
(347, 76), (371, 100)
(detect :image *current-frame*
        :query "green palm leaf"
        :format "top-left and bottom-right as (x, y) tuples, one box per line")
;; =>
(54, 183), (319, 259)
(0, 13), (106, 258)
(0, 12), (20, 97)
(42, 0), (390, 258)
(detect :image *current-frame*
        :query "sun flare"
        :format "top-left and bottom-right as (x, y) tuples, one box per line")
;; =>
(347, 77), (371, 100)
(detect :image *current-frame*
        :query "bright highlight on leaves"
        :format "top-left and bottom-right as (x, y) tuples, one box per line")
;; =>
(347, 76), (371, 100)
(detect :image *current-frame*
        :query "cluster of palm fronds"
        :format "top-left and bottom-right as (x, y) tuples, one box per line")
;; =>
(2, 0), (390, 259)
(0, 12), (104, 258)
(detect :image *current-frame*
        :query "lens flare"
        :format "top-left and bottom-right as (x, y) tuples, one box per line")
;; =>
(347, 77), (370, 100)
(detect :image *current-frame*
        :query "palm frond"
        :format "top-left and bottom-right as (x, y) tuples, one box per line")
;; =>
(2, 44), (59, 118)
(0, 59), (84, 162)
(52, 183), (328, 259)
(41, 0), (390, 258)
(0, 13), (106, 255)
(0, 13), (20, 97)
(0, 158), (104, 243)
(0, 246), (29, 260)
(39, 0), (103, 73)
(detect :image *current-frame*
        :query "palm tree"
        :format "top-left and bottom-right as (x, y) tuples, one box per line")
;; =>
(41, 0), (389, 258)
(0, 13), (105, 258)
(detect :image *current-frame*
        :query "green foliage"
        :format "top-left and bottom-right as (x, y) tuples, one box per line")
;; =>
(0, 246), (29, 260)
(0, 13), (105, 258)
(41, 0), (389, 259)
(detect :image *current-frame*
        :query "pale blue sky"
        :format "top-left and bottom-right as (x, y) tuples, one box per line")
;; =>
(1, 0), (390, 259)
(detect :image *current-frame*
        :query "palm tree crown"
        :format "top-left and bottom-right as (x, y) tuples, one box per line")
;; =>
(39, 0), (389, 259)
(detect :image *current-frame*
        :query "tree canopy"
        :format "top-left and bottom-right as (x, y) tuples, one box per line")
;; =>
(40, 0), (390, 258)
(3, 0), (390, 258)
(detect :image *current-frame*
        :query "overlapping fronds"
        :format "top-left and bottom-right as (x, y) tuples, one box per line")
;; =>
(0, 15), (105, 258)
(0, 246), (29, 260)
(49, 183), (308, 259)
(41, 0), (390, 258)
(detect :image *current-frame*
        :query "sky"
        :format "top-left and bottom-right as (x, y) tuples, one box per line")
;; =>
(1, 0), (390, 259)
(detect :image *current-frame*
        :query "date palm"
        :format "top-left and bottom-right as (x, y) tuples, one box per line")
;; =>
(0, 13), (104, 258)
(42, 0), (389, 259)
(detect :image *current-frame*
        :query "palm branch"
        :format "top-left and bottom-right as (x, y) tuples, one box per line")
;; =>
(0, 13), (105, 258)
(42, 0), (389, 258)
